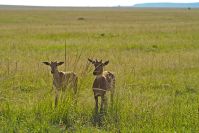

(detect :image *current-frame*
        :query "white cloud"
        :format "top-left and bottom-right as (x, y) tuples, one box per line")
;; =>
(0, 0), (198, 6)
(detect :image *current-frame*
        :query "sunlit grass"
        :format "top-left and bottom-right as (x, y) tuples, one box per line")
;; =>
(0, 8), (199, 132)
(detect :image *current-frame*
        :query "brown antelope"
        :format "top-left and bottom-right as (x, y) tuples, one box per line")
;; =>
(88, 59), (115, 113)
(43, 61), (78, 107)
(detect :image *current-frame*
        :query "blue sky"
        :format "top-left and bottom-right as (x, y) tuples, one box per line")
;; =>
(0, 0), (198, 6)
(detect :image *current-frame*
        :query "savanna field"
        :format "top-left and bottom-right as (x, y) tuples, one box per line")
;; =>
(0, 7), (199, 132)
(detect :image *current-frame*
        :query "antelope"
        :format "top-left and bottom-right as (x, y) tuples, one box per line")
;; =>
(88, 59), (115, 113)
(42, 61), (78, 107)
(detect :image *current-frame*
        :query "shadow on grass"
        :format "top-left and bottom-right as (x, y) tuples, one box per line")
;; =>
(91, 110), (106, 127)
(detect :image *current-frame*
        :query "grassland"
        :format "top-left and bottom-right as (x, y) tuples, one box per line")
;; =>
(0, 7), (199, 132)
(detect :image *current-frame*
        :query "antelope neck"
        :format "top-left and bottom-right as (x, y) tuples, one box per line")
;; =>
(52, 69), (60, 79)
(95, 73), (103, 78)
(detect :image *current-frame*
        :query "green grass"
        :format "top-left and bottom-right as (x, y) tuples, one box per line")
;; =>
(0, 7), (199, 132)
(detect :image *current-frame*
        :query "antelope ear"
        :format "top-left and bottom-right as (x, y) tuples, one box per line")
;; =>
(42, 62), (50, 65)
(57, 62), (64, 66)
(103, 60), (109, 66)
(88, 58), (94, 64)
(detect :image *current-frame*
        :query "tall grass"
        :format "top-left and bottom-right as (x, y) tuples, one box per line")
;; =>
(0, 8), (199, 132)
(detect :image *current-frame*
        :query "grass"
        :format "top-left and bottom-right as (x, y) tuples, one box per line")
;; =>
(0, 7), (199, 132)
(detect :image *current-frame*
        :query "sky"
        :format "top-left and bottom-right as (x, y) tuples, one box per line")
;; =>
(0, 0), (198, 7)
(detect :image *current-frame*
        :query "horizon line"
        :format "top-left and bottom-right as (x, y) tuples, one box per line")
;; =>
(0, 2), (199, 7)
